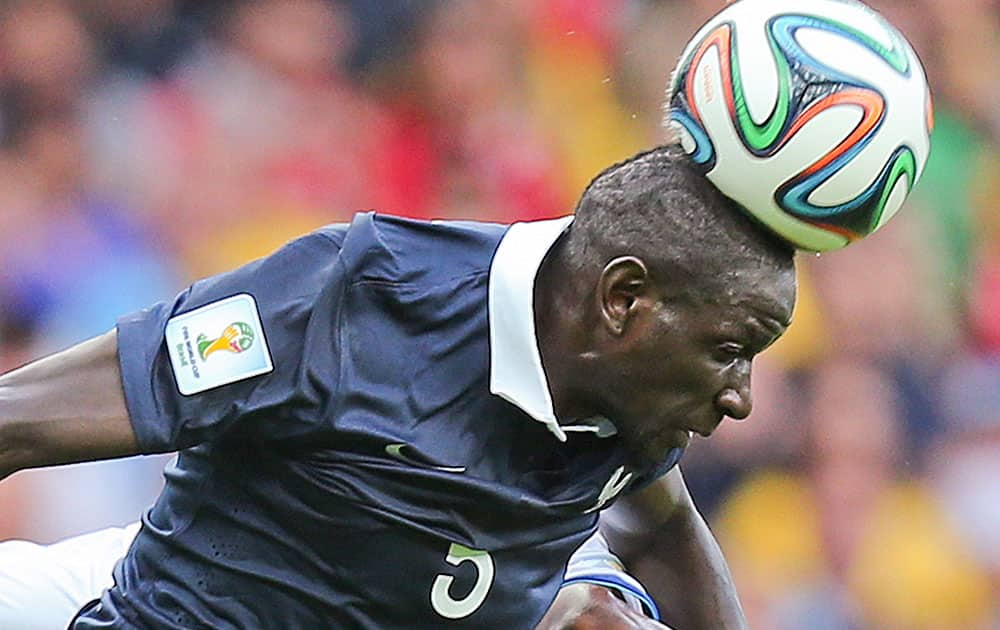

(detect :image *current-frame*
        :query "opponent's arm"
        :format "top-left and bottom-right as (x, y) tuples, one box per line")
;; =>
(603, 467), (745, 630)
(536, 582), (671, 630)
(0, 329), (139, 480)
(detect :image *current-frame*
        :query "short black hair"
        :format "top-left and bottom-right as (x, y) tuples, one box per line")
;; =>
(564, 144), (795, 297)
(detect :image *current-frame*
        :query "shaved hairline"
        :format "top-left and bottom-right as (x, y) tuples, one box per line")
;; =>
(562, 145), (795, 295)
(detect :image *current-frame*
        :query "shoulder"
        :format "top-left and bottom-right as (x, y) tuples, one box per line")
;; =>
(339, 213), (510, 286)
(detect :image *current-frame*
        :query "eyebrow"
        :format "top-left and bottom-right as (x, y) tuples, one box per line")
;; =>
(747, 316), (787, 352)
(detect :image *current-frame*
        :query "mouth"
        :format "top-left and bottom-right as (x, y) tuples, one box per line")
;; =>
(687, 415), (724, 438)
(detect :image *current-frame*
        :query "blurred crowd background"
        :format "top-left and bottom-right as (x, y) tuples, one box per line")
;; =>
(0, 0), (997, 628)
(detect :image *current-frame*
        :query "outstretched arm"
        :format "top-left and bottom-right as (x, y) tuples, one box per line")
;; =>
(603, 467), (745, 630)
(0, 329), (138, 480)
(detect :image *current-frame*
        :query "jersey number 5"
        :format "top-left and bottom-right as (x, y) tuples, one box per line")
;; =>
(430, 543), (495, 619)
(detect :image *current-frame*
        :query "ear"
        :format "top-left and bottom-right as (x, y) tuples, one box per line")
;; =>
(597, 256), (652, 336)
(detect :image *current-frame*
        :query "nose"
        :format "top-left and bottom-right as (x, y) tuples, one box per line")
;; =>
(716, 363), (752, 420)
(716, 388), (752, 420)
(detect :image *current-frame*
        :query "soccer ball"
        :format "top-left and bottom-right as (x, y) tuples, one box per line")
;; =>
(666, 0), (932, 252)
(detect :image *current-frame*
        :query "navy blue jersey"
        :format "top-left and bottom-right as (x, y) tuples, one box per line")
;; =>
(77, 213), (683, 629)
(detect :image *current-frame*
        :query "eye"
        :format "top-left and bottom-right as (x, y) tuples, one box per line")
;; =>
(713, 342), (746, 364)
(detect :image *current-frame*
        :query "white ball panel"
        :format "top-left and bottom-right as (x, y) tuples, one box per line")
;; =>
(672, 121), (698, 154)
(795, 26), (881, 80)
(725, 4), (778, 126)
(742, 0), (895, 48)
(874, 173), (909, 230)
(779, 216), (850, 251)
(809, 125), (891, 206)
(795, 26), (918, 92)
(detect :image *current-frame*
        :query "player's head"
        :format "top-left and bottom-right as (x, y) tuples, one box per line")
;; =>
(566, 145), (795, 298)
(539, 145), (796, 464)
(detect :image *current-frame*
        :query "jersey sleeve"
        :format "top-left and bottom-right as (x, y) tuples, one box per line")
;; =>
(117, 226), (349, 453)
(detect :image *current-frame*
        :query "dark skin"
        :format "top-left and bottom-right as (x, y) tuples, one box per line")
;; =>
(535, 582), (672, 629)
(0, 329), (137, 480)
(534, 238), (796, 629)
(0, 234), (794, 630)
(536, 247), (794, 466)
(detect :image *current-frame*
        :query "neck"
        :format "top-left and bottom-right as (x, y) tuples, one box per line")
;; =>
(533, 237), (595, 424)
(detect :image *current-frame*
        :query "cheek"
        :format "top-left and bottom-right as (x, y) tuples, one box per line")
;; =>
(610, 323), (722, 412)
(621, 369), (718, 423)
(623, 347), (721, 402)
(653, 357), (724, 399)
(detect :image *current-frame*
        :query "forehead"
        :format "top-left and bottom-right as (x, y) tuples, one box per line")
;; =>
(689, 264), (797, 328)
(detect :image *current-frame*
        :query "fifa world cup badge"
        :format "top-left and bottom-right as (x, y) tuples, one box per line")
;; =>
(165, 294), (273, 395)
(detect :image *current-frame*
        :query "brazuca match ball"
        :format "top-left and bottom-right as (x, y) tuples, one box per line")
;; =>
(666, 0), (933, 252)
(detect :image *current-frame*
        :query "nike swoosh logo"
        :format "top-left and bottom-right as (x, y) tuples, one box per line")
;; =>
(385, 444), (467, 474)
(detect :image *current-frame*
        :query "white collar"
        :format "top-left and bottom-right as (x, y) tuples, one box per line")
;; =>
(488, 216), (617, 442)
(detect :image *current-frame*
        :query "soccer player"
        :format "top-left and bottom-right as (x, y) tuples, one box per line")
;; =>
(0, 146), (795, 628)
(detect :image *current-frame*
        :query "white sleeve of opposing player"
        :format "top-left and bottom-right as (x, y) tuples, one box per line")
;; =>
(0, 522), (140, 630)
(562, 530), (661, 621)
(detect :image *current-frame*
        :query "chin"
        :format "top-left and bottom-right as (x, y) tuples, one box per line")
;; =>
(626, 430), (689, 466)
